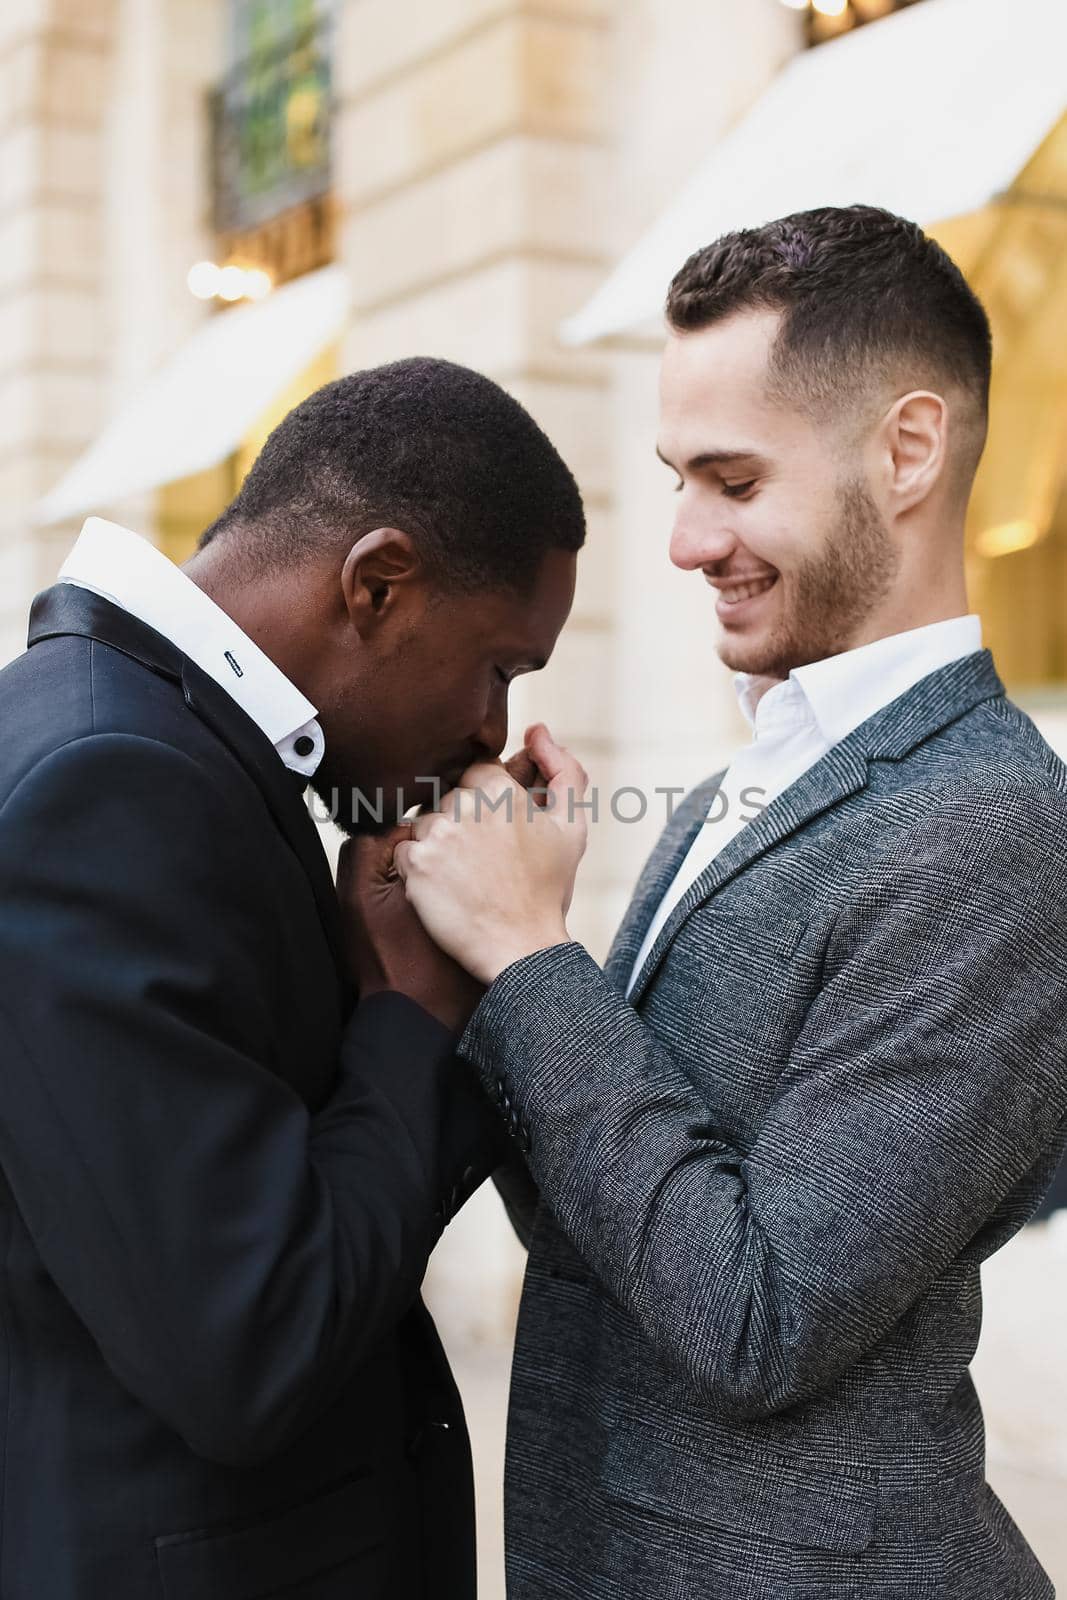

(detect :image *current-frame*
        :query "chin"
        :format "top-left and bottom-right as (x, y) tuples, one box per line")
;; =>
(404, 770), (462, 809)
(718, 631), (780, 677)
(307, 772), (405, 836)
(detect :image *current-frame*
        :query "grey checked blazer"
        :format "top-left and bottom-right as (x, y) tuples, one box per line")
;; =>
(461, 650), (1067, 1600)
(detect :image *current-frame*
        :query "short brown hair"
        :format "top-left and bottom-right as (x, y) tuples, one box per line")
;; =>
(666, 205), (992, 427)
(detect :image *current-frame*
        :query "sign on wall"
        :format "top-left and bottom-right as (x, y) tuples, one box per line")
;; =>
(211, 0), (333, 241)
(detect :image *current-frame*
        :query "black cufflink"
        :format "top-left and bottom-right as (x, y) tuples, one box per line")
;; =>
(293, 734), (316, 758)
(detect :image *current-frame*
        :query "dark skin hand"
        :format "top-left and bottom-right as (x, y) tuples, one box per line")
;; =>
(337, 740), (547, 1035)
(337, 823), (484, 1035)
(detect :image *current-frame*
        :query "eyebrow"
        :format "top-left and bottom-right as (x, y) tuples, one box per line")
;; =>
(656, 445), (770, 472)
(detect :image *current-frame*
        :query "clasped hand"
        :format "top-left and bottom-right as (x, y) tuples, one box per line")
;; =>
(395, 723), (587, 986)
(337, 724), (588, 1029)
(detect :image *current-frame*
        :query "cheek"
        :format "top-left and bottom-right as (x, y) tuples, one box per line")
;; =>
(734, 508), (794, 572)
(436, 671), (493, 735)
(741, 484), (823, 572)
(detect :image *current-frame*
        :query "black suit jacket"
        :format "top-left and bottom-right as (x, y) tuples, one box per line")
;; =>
(0, 584), (493, 1599)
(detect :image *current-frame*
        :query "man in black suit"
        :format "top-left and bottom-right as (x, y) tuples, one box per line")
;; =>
(0, 357), (582, 1599)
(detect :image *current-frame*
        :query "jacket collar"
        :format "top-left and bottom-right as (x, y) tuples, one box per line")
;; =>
(609, 649), (1005, 1006)
(30, 580), (184, 681)
(58, 518), (324, 775)
(28, 585), (349, 1011)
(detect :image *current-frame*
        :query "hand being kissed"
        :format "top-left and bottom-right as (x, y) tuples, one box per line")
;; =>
(336, 823), (485, 1036)
(393, 723), (587, 986)
(339, 725), (586, 1014)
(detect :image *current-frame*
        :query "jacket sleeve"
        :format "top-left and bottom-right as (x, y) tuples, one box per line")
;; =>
(0, 732), (480, 1465)
(459, 779), (1067, 1420)
(491, 1150), (541, 1250)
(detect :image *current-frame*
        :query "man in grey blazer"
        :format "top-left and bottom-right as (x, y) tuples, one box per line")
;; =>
(377, 207), (1067, 1597)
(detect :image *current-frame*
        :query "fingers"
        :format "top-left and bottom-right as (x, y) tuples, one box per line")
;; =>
(392, 838), (413, 883)
(456, 760), (517, 798)
(526, 723), (589, 804)
(336, 825), (412, 891)
(410, 810), (444, 842)
(393, 824), (449, 884)
(503, 747), (541, 791)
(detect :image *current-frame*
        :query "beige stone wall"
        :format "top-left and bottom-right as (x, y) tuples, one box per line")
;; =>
(596, 0), (801, 908)
(0, 0), (223, 664)
(0, 0), (117, 664)
(93, 0), (224, 543)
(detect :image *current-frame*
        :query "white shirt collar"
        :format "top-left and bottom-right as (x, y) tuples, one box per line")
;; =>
(59, 518), (325, 780)
(735, 614), (983, 746)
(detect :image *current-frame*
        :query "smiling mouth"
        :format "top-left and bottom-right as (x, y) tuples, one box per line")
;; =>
(713, 574), (778, 607)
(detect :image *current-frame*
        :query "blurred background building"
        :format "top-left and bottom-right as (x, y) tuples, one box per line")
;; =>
(2, 0), (1065, 1592)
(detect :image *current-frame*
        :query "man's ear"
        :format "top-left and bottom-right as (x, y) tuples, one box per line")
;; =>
(880, 390), (949, 516)
(341, 528), (422, 635)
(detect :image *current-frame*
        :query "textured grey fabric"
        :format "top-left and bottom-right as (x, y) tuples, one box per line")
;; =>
(461, 650), (1067, 1600)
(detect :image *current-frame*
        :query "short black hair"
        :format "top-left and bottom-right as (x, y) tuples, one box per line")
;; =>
(200, 357), (585, 592)
(666, 205), (992, 429)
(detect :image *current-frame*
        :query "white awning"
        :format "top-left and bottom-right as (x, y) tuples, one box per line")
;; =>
(33, 264), (352, 525)
(561, 0), (1067, 346)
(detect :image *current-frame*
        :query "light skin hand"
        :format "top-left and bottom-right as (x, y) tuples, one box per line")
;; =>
(393, 724), (589, 986)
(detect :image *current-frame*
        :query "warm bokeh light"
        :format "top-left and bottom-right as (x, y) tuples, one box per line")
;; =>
(187, 261), (272, 303)
(243, 268), (273, 300)
(186, 260), (220, 299)
(217, 264), (247, 302)
(973, 520), (1043, 560)
(812, 0), (849, 15)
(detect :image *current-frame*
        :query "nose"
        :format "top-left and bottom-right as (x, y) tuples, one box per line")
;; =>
(669, 508), (739, 573)
(473, 694), (509, 764)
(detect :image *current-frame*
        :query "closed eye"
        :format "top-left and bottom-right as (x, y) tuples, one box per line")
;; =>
(671, 476), (757, 498)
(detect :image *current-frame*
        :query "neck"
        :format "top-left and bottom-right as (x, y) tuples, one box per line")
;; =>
(843, 543), (970, 654)
(182, 545), (320, 697)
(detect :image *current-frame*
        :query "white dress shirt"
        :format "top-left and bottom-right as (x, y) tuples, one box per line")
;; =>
(627, 614), (983, 995)
(59, 517), (325, 780)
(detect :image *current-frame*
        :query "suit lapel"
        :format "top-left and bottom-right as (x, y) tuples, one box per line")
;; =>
(625, 742), (871, 1006)
(179, 659), (350, 1012)
(603, 774), (723, 993)
(29, 585), (350, 1013)
(621, 649), (1006, 1009)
